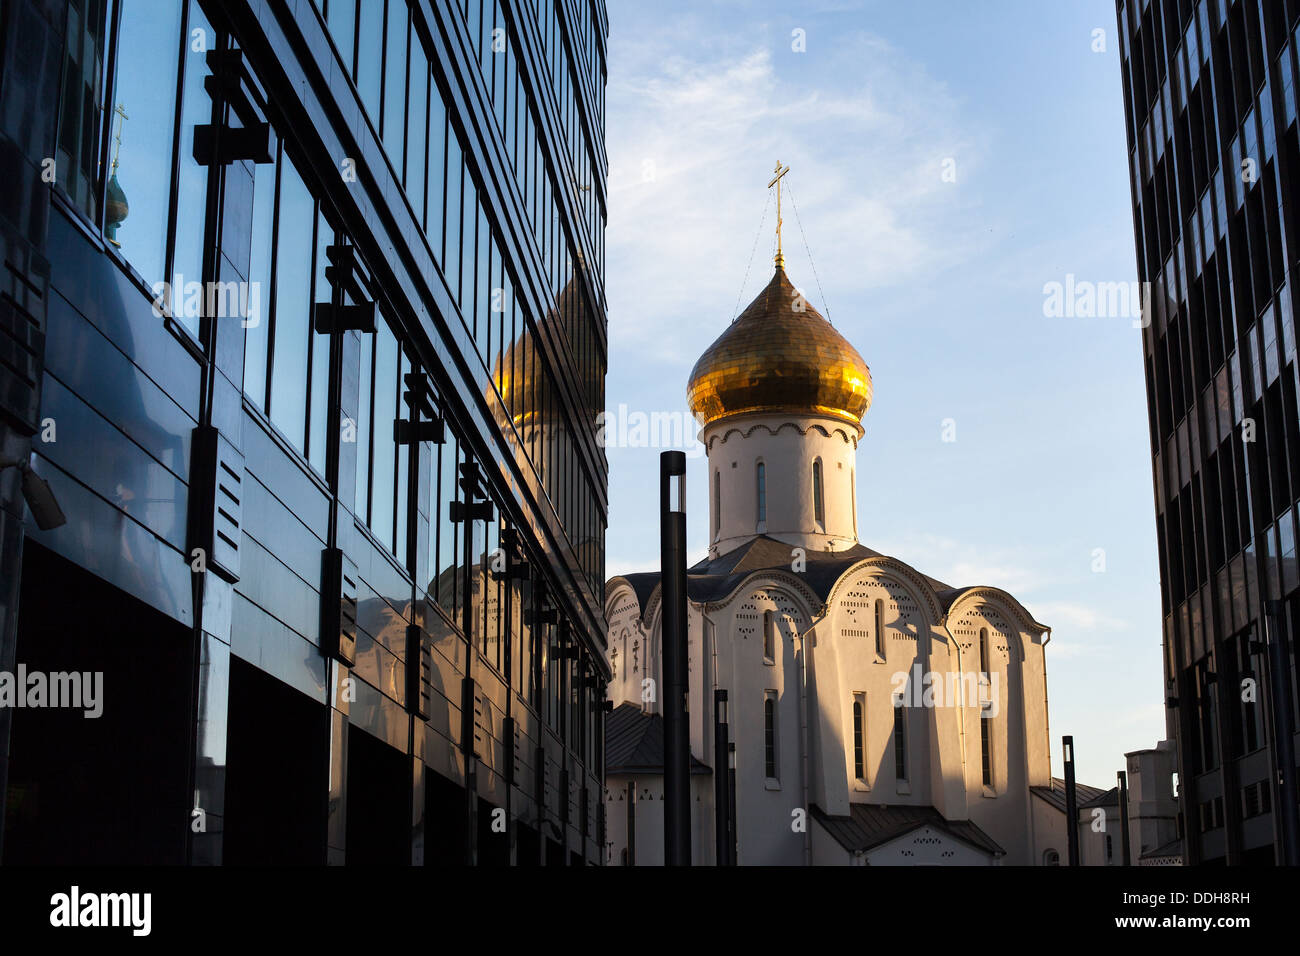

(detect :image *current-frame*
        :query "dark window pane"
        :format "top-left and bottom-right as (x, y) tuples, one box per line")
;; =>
(438, 435), (460, 617)
(444, 134), (462, 295)
(426, 439), (441, 593)
(894, 704), (907, 780)
(109, 0), (183, 288)
(381, 0), (407, 160)
(461, 181), (476, 317)
(395, 347), (409, 564)
(405, 38), (427, 220)
(356, 0), (383, 119)
(56, 0), (108, 219)
(476, 216), (491, 360)
(268, 158), (315, 451)
(355, 330), (374, 521)
(427, 88), (447, 264)
(764, 697), (776, 778)
(371, 321), (399, 551)
(244, 149), (278, 408)
(326, 0), (356, 72)
(852, 700), (863, 778)
(308, 210), (331, 473)
(169, 0), (214, 337)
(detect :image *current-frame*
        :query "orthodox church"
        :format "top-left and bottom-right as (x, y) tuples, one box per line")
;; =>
(603, 174), (1090, 866)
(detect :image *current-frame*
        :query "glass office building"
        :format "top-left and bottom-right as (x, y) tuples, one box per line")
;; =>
(0, 0), (609, 864)
(1116, 0), (1300, 864)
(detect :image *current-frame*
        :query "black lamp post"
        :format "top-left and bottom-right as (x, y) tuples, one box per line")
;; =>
(728, 742), (738, 865)
(1064, 735), (1079, 866)
(660, 451), (690, 866)
(714, 689), (730, 866)
(1117, 769), (1132, 866)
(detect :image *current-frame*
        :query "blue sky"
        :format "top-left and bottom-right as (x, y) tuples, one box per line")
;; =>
(601, 0), (1163, 787)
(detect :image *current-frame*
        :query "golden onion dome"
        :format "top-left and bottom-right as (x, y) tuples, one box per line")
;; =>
(687, 264), (872, 430)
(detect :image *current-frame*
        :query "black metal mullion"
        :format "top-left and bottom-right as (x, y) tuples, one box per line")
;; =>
(362, 321), (377, 527)
(303, 206), (321, 461)
(161, 0), (192, 295)
(262, 141), (283, 414)
(392, 342), (402, 558)
(95, 0), (126, 234)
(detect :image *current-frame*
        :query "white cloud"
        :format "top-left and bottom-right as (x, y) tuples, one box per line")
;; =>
(864, 531), (1047, 595)
(605, 30), (986, 363)
(1028, 600), (1129, 634)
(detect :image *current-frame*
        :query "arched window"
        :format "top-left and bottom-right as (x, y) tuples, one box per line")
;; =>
(874, 598), (886, 658)
(756, 461), (767, 524)
(852, 697), (865, 781)
(713, 469), (721, 538)
(892, 696), (907, 782)
(981, 711), (993, 787)
(851, 468), (857, 537)
(1043, 849), (1060, 866)
(812, 460), (824, 526)
(764, 692), (779, 780)
(762, 611), (776, 664)
(979, 627), (989, 677)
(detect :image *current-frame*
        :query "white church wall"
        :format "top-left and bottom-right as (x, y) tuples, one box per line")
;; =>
(923, 626), (967, 821)
(810, 819), (853, 865)
(714, 581), (813, 865)
(605, 584), (646, 708)
(945, 595), (1052, 865)
(603, 773), (716, 866)
(1030, 796), (1066, 865)
(1080, 809), (1119, 866)
(823, 565), (936, 809)
(603, 461), (1061, 866)
(865, 825), (996, 865)
(689, 605), (708, 765)
(807, 622), (851, 816)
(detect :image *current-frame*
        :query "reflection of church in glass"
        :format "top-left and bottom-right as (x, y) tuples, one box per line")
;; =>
(2, 0), (611, 867)
(604, 177), (1113, 865)
(494, 261), (605, 599)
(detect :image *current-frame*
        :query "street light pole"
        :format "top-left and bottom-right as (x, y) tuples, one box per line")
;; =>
(661, 451), (690, 866)
(1118, 769), (1132, 866)
(714, 689), (730, 865)
(1064, 735), (1080, 866)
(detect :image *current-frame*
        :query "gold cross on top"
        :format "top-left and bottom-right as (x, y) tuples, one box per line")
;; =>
(767, 160), (790, 268)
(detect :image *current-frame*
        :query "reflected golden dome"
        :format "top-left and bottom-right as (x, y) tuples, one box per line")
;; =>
(495, 272), (597, 430)
(687, 264), (872, 430)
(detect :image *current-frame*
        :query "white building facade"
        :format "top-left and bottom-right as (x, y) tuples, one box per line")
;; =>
(603, 257), (1097, 865)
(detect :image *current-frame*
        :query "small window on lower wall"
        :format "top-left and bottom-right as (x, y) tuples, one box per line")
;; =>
(980, 709), (993, 789)
(892, 696), (907, 783)
(763, 691), (779, 784)
(874, 598), (886, 659)
(852, 693), (867, 786)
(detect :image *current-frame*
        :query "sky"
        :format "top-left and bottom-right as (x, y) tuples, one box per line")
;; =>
(600, 0), (1163, 788)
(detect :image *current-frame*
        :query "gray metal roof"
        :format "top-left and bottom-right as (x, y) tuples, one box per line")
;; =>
(810, 803), (1005, 857)
(1030, 777), (1111, 814)
(613, 535), (955, 616)
(605, 702), (711, 775)
(1140, 836), (1184, 860)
